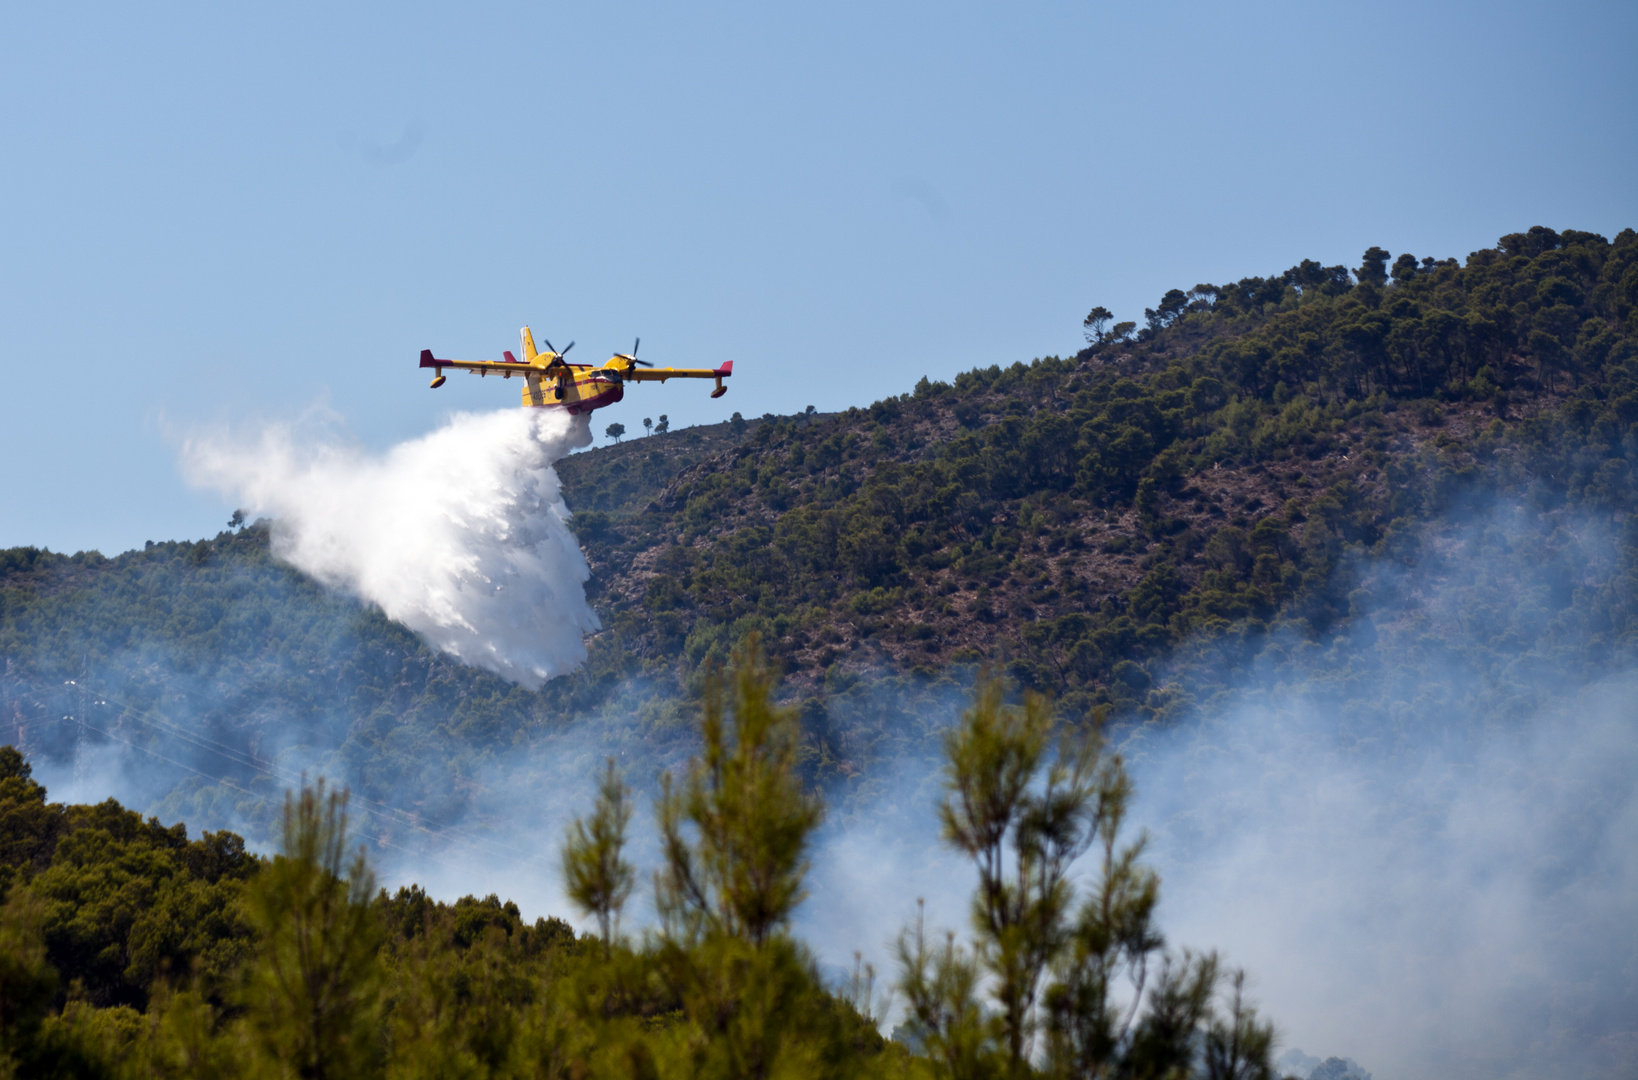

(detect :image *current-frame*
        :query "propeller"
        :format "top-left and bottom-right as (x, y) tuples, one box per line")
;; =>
(543, 338), (575, 358)
(628, 337), (653, 367)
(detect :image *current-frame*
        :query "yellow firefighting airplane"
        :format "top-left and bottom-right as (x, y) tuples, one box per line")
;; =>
(418, 327), (731, 415)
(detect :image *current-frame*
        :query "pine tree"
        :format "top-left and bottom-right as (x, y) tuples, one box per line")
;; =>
(562, 758), (635, 952)
(649, 638), (880, 1080)
(901, 672), (1278, 1080)
(242, 781), (382, 1080)
(655, 637), (822, 947)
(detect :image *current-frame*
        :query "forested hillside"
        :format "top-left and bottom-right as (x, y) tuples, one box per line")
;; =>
(562, 225), (1638, 716)
(3, 225), (1635, 831)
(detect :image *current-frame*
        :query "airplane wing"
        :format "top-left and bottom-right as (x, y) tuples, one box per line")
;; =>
(623, 360), (733, 383)
(419, 349), (564, 377)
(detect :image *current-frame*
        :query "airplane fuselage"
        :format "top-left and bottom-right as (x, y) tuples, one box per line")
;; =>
(522, 369), (624, 414)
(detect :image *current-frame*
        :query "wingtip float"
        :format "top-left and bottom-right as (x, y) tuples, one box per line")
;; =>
(418, 327), (733, 416)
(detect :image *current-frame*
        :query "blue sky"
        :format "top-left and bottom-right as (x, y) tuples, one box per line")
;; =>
(3, 0), (1634, 555)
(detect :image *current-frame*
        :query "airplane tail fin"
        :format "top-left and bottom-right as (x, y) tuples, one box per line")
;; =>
(520, 326), (539, 362)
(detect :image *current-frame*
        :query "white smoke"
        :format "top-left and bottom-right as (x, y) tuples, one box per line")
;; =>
(791, 503), (1638, 1079)
(181, 407), (599, 689)
(789, 674), (1638, 1080)
(1125, 672), (1638, 1080)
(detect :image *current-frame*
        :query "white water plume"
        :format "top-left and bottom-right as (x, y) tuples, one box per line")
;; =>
(181, 407), (598, 689)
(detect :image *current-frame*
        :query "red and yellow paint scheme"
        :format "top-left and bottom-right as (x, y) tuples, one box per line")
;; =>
(418, 327), (731, 416)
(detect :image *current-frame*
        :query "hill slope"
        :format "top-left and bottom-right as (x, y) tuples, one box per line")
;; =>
(3, 224), (1636, 836)
(562, 226), (1638, 710)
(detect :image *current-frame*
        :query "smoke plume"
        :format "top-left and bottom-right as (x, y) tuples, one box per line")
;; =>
(1114, 502), (1636, 1080)
(181, 407), (599, 689)
(1122, 670), (1637, 1080)
(791, 500), (1638, 1080)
